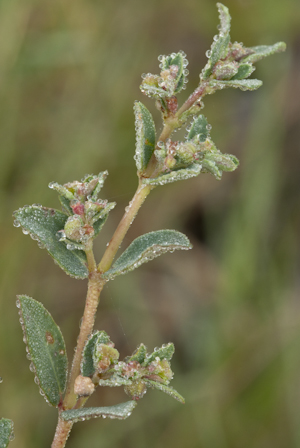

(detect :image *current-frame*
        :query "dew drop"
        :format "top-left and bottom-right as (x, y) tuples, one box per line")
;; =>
(13, 219), (21, 227)
(205, 50), (212, 58)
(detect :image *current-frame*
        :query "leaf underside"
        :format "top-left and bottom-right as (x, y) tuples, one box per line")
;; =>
(17, 295), (68, 407)
(209, 79), (263, 91)
(0, 419), (14, 448)
(13, 206), (88, 279)
(103, 230), (192, 280)
(134, 101), (156, 172)
(61, 401), (137, 422)
(142, 163), (202, 186)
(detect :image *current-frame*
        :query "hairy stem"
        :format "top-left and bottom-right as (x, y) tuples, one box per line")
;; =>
(51, 420), (73, 448)
(52, 181), (153, 448)
(63, 271), (104, 409)
(176, 83), (207, 116)
(98, 181), (153, 273)
(51, 271), (104, 448)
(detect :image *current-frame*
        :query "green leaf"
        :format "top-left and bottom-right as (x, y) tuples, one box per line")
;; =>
(92, 202), (116, 237)
(142, 163), (201, 186)
(187, 115), (209, 142)
(128, 343), (147, 364)
(201, 4), (231, 80)
(160, 51), (188, 94)
(231, 63), (255, 80)
(144, 379), (185, 404)
(217, 2), (231, 34)
(81, 334), (99, 377)
(59, 196), (73, 216)
(242, 42), (286, 64)
(17, 295), (68, 407)
(48, 182), (74, 200)
(209, 79), (263, 91)
(134, 101), (156, 173)
(61, 401), (137, 422)
(0, 419), (14, 448)
(140, 74), (167, 99)
(143, 343), (174, 366)
(90, 171), (108, 200)
(81, 331), (112, 377)
(103, 230), (192, 280)
(13, 206), (88, 279)
(201, 151), (239, 180)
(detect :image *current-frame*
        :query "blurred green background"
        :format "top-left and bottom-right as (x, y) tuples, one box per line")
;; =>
(0, 0), (299, 446)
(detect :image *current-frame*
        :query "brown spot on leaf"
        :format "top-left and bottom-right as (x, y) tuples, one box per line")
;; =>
(45, 331), (54, 344)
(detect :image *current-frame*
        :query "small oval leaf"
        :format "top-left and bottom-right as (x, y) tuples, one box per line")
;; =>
(160, 51), (187, 94)
(134, 101), (156, 173)
(201, 151), (239, 180)
(81, 331), (113, 377)
(13, 206), (88, 279)
(143, 343), (174, 366)
(231, 63), (255, 80)
(103, 230), (192, 280)
(81, 333), (99, 378)
(0, 419), (14, 448)
(144, 379), (185, 404)
(17, 295), (68, 407)
(187, 115), (209, 142)
(128, 343), (147, 364)
(60, 401), (137, 422)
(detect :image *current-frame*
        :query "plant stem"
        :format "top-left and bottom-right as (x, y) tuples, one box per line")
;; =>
(176, 83), (207, 116)
(51, 420), (73, 448)
(144, 84), (207, 179)
(98, 181), (153, 273)
(51, 181), (153, 448)
(63, 271), (105, 410)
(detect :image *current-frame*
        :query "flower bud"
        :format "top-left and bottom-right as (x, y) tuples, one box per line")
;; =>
(74, 375), (95, 396)
(94, 344), (119, 373)
(176, 142), (196, 165)
(64, 215), (84, 242)
(214, 61), (239, 80)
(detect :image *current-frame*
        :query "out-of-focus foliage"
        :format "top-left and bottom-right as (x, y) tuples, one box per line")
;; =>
(0, 0), (299, 447)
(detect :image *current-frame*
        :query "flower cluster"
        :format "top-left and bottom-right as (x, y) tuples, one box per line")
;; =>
(49, 173), (115, 250)
(78, 332), (184, 403)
